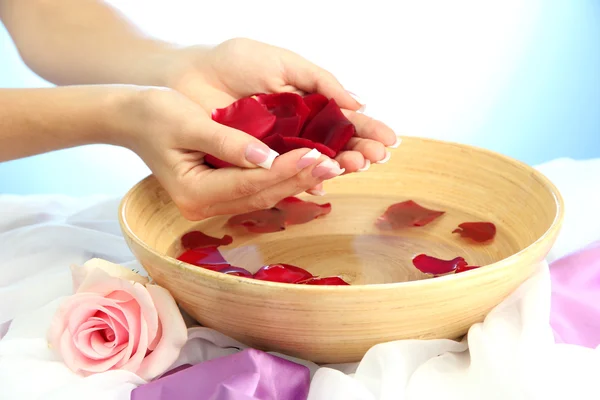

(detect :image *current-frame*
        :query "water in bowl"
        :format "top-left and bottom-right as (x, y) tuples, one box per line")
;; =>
(168, 194), (519, 285)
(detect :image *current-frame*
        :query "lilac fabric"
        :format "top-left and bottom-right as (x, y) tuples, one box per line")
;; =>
(130, 348), (310, 400)
(550, 240), (600, 348)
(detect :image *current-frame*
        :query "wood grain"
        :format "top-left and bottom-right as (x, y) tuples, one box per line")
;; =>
(119, 136), (564, 363)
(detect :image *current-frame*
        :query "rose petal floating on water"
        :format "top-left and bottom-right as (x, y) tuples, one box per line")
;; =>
(177, 247), (229, 266)
(226, 208), (286, 233)
(455, 265), (480, 274)
(218, 266), (253, 277)
(452, 222), (497, 242)
(181, 230), (233, 250)
(300, 276), (350, 285)
(412, 254), (468, 275)
(253, 263), (314, 283)
(275, 197), (332, 225)
(376, 200), (445, 230)
(207, 93), (355, 168)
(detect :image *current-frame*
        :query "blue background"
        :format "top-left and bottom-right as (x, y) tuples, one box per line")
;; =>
(0, 1), (598, 196)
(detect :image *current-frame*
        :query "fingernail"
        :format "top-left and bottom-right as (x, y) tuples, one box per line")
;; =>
(347, 91), (366, 113)
(312, 159), (345, 179)
(358, 159), (371, 172)
(388, 136), (402, 149)
(297, 148), (321, 170)
(376, 150), (391, 164)
(245, 143), (279, 169)
(307, 188), (326, 196)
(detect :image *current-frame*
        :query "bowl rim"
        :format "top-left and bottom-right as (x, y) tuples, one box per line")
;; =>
(118, 136), (565, 292)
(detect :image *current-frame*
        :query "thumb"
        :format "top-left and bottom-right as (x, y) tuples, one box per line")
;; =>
(197, 119), (280, 169)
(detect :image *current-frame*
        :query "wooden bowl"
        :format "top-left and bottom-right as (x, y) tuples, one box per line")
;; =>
(119, 136), (563, 363)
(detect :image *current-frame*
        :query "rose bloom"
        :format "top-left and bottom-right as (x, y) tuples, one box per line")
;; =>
(48, 258), (187, 380)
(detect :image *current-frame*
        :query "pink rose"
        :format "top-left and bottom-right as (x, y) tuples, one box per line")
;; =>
(48, 258), (188, 380)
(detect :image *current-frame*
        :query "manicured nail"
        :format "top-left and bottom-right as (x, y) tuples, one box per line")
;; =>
(358, 159), (371, 172)
(307, 188), (326, 196)
(245, 143), (279, 169)
(347, 91), (366, 113)
(388, 136), (402, 149)
(312, 159), (345, 179)
(297, 148), (321, 170)
(376, 150), (391, 164)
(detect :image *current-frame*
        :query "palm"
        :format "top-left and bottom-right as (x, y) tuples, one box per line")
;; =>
(168, 38), (397, 173)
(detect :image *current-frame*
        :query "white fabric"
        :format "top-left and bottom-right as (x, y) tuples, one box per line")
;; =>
(1, 157), (600, 400)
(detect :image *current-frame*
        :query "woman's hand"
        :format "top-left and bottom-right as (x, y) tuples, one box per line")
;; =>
(154, 38), (400, 173)
(112, 86), (345, 221)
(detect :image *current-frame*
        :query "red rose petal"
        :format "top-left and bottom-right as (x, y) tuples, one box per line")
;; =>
(218, 266), (253, 277)
(300, 276), (350, 285)
(181, 230), (233, 250)
(255, 93), (310, 137)
(412, 254), (468, 275)
(302, 93), (329, 122)
(376, 200), (445, 230)
(177, 247), (229, 266)
(452, 222), (497, 242)
(301, 99), (355, 154)
(263, 134), (336, 158)
(253, 263), (314, 283)
(226, 208), (286, 233)
(456, 265), (481, 273)
(211, 97), (276, 140)
(207, 97), (278, 168)
(275, 196), (332, 225)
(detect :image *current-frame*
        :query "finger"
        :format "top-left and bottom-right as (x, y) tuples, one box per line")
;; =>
(204, 155), (341, 217)
(335, 151), (368, 173)
(306, 182), (325, 196)
(344, 138), (387, 163)
(342, 110), (399, 148)
(281, 51), (362, 111)
(190, 118), (281, 170)
(179, 149), (343, 218)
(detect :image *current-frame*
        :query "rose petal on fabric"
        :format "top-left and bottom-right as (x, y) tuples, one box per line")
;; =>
(181, 230), (233, 250)
(253, 264), (314, 283)
(226, 208), (286, 233)
(412, 254), (468, 275)
(274, 196), (332, 225)
(255, 93), (310, 137)
(137, 284), (188, 380)
(375, 200), (445, 230)
(302, 93), (329, 122)
(300, 98), (356, 154)
(452, 222), (497, 242)
(218, 266), (253, 277)
(177, 247), (229, 266)
(299, 276), (350, 285)
(211, 97), (276, 139)
(263, 134), (336, 158)
(455, 265), (481, 273)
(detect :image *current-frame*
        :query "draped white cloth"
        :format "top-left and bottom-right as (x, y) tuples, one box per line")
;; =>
(1, 157), (599, 400)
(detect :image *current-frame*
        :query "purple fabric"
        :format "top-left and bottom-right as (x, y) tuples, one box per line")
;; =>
(550, 240), (600, 348)
(130, 348), (310, 400)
